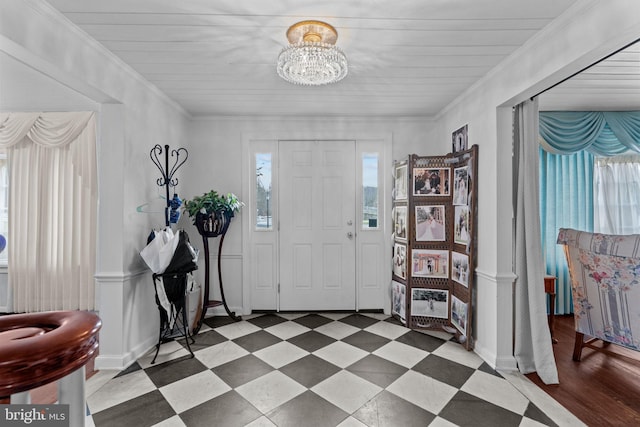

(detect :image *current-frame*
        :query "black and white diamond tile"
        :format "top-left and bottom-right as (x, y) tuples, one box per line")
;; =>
(353, 390), (436, 427)
(254, 341), (309, 369)
(212, 354), (274, 388)
(314, 320), (360, 340)
(279, 354), (341, 388)
(345, 354), (407, 388)
(160, 369), (231, 414)
(86, 312), (574, 427)
(236, 370), (307, 414)
(313, 341), (369, 368)
(268, 390), (348, 427)
(264, 320), (311, 340)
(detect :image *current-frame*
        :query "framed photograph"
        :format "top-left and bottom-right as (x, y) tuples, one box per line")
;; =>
(393, 206), (407, 241)
(415, 205), (445, 241)
(452, 124), (468, 153)
(391, 281), (406, 323)
(451, 252), (470, 287)
(454, 205), (470, 245)
(453, 166), (469, 206)
(413, 168), (450, 196)
(411, 288), (449, 319)
(451, 295), (468, 335)
(394, 164), (408, 201)
(393, 243), (407, 280)
(411, 249), (449, 278)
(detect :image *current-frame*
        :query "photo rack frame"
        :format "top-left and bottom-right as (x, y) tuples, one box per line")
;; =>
(391, 145), (478, 350)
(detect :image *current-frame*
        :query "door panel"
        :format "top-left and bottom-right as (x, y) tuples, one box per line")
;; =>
(293, 243), (312, 289)
(279, 140), (356, 310)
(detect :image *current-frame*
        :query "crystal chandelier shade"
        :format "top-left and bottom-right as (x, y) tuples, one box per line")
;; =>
(277, 21), (348, 86)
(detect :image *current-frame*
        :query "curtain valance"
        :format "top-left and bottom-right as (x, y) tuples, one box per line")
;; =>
(0, 112), (94, 148)
(4, 111), (98, 312)
(539, 111), (640, 156)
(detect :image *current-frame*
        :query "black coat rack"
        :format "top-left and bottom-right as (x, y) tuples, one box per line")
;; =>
(150, 144), (189, 227)
(148, 144), (194, 361)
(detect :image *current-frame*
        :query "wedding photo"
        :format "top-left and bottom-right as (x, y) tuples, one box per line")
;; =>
(392, 281), (406, 322)
(415, 205), (445, 241)
(453, 166), (469, 206)
(393, 243), (407, 280)
(411, 249), (449, 278)
(411, 288), (449, 318)
(454, 205), (470, 245)
(413, 168), (450, 196)
(394, 164), (408, 200)
(452, 124), (468, 153)
(393, 206), (407, 240)
(451, 251), (470, 287)
(451, 294), (468, 335)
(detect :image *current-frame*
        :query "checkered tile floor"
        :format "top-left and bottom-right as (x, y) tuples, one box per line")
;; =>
(87, 313), (565, 427)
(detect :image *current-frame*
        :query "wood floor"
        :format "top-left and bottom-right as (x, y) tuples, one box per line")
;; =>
(525, 314), (640, 426)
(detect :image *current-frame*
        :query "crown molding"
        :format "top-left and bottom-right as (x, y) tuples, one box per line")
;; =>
(18, 0), (190, 119)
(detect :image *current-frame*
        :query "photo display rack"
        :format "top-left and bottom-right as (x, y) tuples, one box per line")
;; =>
(392, 144), (478, 350)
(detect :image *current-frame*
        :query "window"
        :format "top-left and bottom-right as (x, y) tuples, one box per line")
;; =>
(362, 153), (379, 229)
(593, 155), (640, 234)
(540, 151), (640, 315)
(0, 112), (97, 311)
(255, 153), (272, 230)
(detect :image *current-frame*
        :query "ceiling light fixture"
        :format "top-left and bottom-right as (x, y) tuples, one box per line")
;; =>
(277, 20), (348, 86)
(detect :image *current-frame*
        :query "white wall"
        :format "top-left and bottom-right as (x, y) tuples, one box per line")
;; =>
(432, 0), (640, 370)
(1, 0), (191, 370)
(179, 116), (436, 313)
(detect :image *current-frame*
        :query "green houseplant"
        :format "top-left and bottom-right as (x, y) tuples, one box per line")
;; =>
(183, 190), (243, 237)
(183, 190), (243, 221)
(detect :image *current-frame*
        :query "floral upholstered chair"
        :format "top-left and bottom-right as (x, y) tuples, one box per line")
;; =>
(557, 228), (640, 361)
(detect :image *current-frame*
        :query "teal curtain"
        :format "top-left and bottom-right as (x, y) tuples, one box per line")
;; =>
(539, 111), (640, 156)
(539, 149), (594, 314)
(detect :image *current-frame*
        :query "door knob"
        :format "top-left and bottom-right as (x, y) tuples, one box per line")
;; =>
(347, 220), (353, 225)
(347, 232), (354, 239)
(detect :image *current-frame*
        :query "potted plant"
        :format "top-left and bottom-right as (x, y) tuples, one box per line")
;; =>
(183, 190), (245, 328)
(183, 190), (243, 237)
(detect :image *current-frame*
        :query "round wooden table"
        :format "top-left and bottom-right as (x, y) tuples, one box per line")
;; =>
(0, 310), (101, 425)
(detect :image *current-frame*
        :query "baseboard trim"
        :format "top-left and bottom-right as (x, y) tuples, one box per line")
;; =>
(474, 340), (518, 371)
(475, 268), (517, 284)
(95, 269), (148, 283)
(94, 334), (156, 371)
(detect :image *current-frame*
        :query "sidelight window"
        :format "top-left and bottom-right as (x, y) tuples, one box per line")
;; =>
(362, 153), (379, 229)
(256, 153), (273, 230)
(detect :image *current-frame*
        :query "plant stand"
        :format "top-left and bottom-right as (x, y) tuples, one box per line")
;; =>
(193, 210), (241, 335)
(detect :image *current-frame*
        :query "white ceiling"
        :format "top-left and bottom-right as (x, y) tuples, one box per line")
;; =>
(37, 0), (591, 117)
(538, 40), (640, 111)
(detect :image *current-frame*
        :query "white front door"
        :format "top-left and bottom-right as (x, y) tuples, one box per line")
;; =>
(279, 140), (356, 310)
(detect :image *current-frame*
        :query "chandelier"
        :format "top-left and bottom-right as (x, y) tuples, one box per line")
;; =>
(277, 20), (348, 86)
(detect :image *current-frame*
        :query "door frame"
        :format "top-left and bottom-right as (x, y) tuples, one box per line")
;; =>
(241, 132), (392, 314)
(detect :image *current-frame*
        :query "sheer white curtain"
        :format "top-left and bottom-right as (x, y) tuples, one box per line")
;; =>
(594, 155), (640, 235)
(513, 99), (558, 384)
(0, 112), (97, 312)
